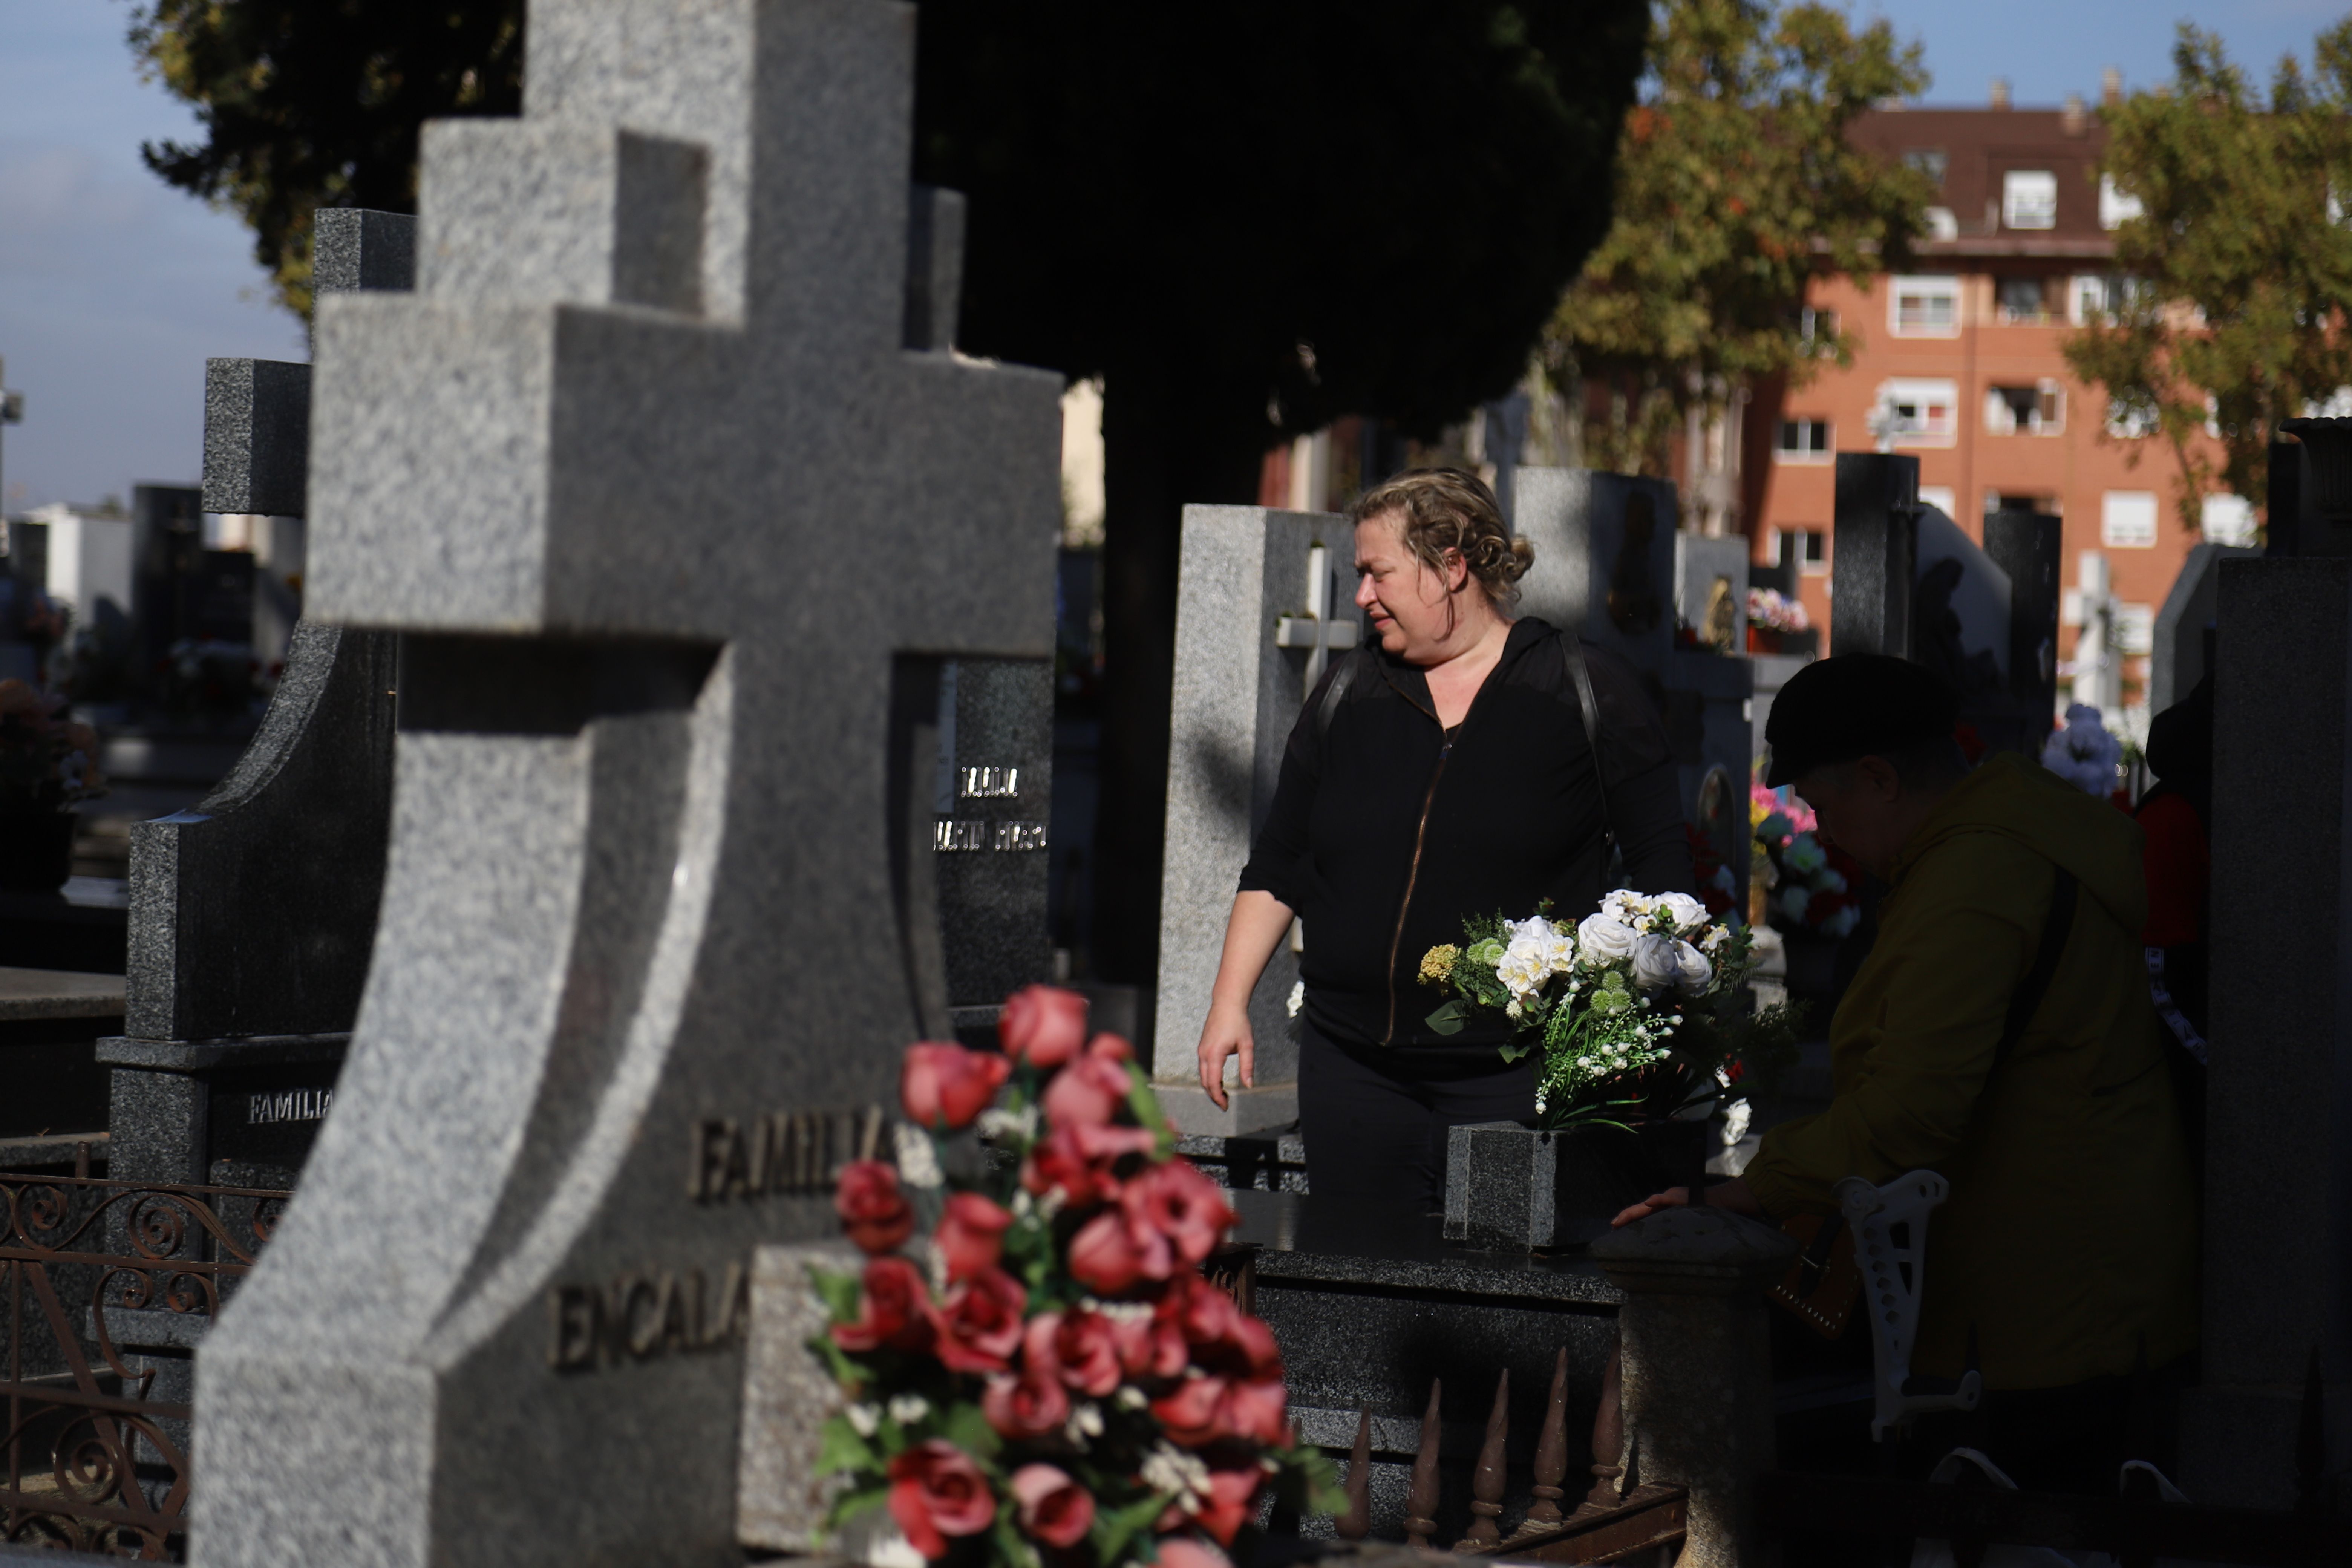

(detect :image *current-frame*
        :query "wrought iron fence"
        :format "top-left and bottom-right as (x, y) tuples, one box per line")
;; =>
(1, 1173), (284, 1559)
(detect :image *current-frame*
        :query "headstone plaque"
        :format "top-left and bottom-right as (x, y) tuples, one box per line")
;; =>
(930, 655), (1053, 1043)
(189, 7), (1061, 1566)
(1153, 506), (1354, 1135)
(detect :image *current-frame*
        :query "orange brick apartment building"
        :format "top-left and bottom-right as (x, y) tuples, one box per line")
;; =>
(1748, 86), (2236, 712)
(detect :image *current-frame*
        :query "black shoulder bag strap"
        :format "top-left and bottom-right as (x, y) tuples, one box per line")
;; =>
(1311, 650), (1362, 746)
(1994, 868), (2079, 1066)
(1558, 631), (1618, 859)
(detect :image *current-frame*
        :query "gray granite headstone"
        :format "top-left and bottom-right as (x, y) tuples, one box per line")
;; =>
(1153, 504), (1355, 1136)
(2150, 541), (2258, 712)
(1832, 454), (2058, 756)
(188, 5), (1060, 1566)
(104, 211), (412, 1197)
(2180, 555), (2352, 1508)
(1514, 469), (1752, 908)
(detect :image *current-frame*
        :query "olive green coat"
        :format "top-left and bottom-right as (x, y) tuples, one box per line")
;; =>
(1743, 753), (2199, 1390)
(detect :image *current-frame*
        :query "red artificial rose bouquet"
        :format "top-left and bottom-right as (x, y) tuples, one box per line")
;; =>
(809, 985), (1338, 1568)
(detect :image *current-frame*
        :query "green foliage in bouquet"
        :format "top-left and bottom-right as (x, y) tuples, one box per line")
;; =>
(808, 986), (1340, 1568)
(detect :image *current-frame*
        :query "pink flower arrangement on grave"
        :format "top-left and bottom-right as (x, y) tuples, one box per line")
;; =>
(807, 984), (1339, 1568)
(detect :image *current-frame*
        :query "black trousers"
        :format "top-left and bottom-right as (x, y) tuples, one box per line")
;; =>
(1296, 1020), (1536, 1212)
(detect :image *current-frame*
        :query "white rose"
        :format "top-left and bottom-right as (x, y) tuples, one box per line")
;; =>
(1654, 892), (1711, 936)
(1510, 914), (1576, 973)
(1629, 933), (1681, 991)
(1577, 912), (1638, 963)
(1672, 939), (1712, 994)
(1496, 942), (1548, 998)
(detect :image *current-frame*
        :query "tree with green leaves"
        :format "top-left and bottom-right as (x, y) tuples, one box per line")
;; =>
(130, 0), (1649, 986)
(1540, 0), (1932, 477)
(2062, 22), (2352, 534)
(132, 3), (524, 317)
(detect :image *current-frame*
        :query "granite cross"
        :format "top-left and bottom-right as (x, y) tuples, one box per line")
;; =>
(1272, 541), (1360, 687)
(190, 5), (1060, 1568)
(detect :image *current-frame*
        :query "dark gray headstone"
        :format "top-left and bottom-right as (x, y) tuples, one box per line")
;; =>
(102, 211), (413, 1199)
(203, 360), (312, 518)
(932, 656), (1052, 1037)
(2151, 541), (2257, 711)
(2181, 555), (2352, 1507)
(1983, 508), (2061, 724)
(312, 208), (417, 295)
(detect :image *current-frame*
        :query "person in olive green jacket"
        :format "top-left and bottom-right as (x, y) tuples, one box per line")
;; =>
(1617, 655), (2199, 1486)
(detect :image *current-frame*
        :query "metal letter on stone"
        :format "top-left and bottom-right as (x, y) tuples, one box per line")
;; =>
(189, 5), (1060, 1567)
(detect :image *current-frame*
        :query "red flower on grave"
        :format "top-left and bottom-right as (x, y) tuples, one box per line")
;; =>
(887, 1439), (995, 1560)
(834, 1159), (914, 1256)
(1219, 1377), (1289, 1446)
(901, 1041), (1012, 1131)
(1011, 1463), (1097, 1548)
(1150, 1375), (1230, 1448)
(982, 1366), (1071, 1440)
(1068, 1207), (1152, 1295)
(1042, 1052), (1133, 1129)
(935, 1266), (1027, 1374)
(831, 1255), (937, 1355)
(1121, 1159), (1234, 1267)
(1157, 1535), (1233, 1568)
(1088, 1031), (1135, 1062)
(1194, 1462), (1268, 1546)
(1050, 1306), (1125, 1397)
(1000, 985), (1090, 1069)
(1023, 1122), (1157, 1207)
(1113, 1297), (1189, 1382)
(934, 1192), (1014, 1282)
(1162, 1274), (1280, 1380)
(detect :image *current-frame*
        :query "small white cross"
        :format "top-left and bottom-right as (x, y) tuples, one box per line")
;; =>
(1273, 541), (1360, 686)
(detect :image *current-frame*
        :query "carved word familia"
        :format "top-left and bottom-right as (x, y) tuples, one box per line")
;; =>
(248, 1087), (334, 1125)
(548, 1260), (750, 1371)
(689, 1105), (884, 1203)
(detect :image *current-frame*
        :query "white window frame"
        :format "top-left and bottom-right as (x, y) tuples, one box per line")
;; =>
(2099, 174), (2143, 230)
(1984, 380), (2067, 436)
(1878, 379), (1959, 447)
(2201, 494), (2257, 545)
(2003, 170), (2059, 230)
(1918, 486), (1958, 518)
(2101, 491), (2159, 548)
(1775, 417), (1832, 464)
(1889, 275), (1961, 338)
(1799, 530), (1829, 576)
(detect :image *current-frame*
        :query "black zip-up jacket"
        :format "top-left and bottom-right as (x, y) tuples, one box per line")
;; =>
(1238, 617), (1692, 1051)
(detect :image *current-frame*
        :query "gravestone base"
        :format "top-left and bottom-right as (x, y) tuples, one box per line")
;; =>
(1444, 1120), (1710, 1251)
(1156, 1079), (1298, 1138)
(1177, 1128), (1308, 1193)
(98, 1034), (348, 1187)
(1232, 1191), (1622, 1543)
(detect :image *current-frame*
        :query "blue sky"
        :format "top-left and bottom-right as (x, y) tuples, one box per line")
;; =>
(0, 0), (2346, 513)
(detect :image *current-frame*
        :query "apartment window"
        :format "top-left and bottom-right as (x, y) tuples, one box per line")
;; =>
(2102, 491), (2159, 548)
(2099, 174), (2143, 230)
(1996, 276), (2053, 322)
(1878, 380), (1958, 445)
(1925, 206), (1959, 240)
(2004, 170), (2059, 230)
(2202, 494), (2257, 545)
(2115, 604), (2156, 656)
(1776, 418), (1831, 461)
(1890, 276), (1961, 337)
(1991, 493), (2055, 516)
(1903, 148), (1948, 188)
(1799, 529), (1828, 574)
(1985, 381), (2066, 435)
(2072, 274), (2112, 324)
(1796, 306), (1839, 349)
(1919, 486), (1958, 517)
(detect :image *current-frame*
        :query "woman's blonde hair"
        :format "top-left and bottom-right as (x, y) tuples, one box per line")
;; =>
(1349, 467), (1534, 611)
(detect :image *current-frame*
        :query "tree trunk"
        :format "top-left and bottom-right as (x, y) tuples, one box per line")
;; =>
(1090, 364), (1270, 990)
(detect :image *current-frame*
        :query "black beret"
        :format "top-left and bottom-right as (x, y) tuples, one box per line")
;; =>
(1763, 654), (1959, 787)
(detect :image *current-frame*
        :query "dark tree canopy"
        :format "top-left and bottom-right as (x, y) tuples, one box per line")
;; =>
(129, 0), (1649, 987)
(916, 2), (1648, 449)
(133, 2), (525, 317)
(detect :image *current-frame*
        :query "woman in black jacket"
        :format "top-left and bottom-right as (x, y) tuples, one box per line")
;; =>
(1193, 469), (1693, 1209)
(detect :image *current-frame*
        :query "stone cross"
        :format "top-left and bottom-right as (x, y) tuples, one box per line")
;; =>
(2070, 549), (2122, 712)
(1154, 507), (1354, 1135)
(190, 6), (1060, 1568)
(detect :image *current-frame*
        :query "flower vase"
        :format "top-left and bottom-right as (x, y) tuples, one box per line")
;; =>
(1443, 1116), (1710, 1250)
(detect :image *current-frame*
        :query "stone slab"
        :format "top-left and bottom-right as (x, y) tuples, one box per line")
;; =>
(1154, 504), (1351, 1108)
(203, 359), (311, 518)
(1512, 468), (1677, 681)
(0, 967), (124, 1020)
(737, 1240), (859, 1552)
(1157, 1079), (1301, 1139)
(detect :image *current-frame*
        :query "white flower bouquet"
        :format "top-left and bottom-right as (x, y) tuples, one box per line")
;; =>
(1418, 890), (1799, 1131)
